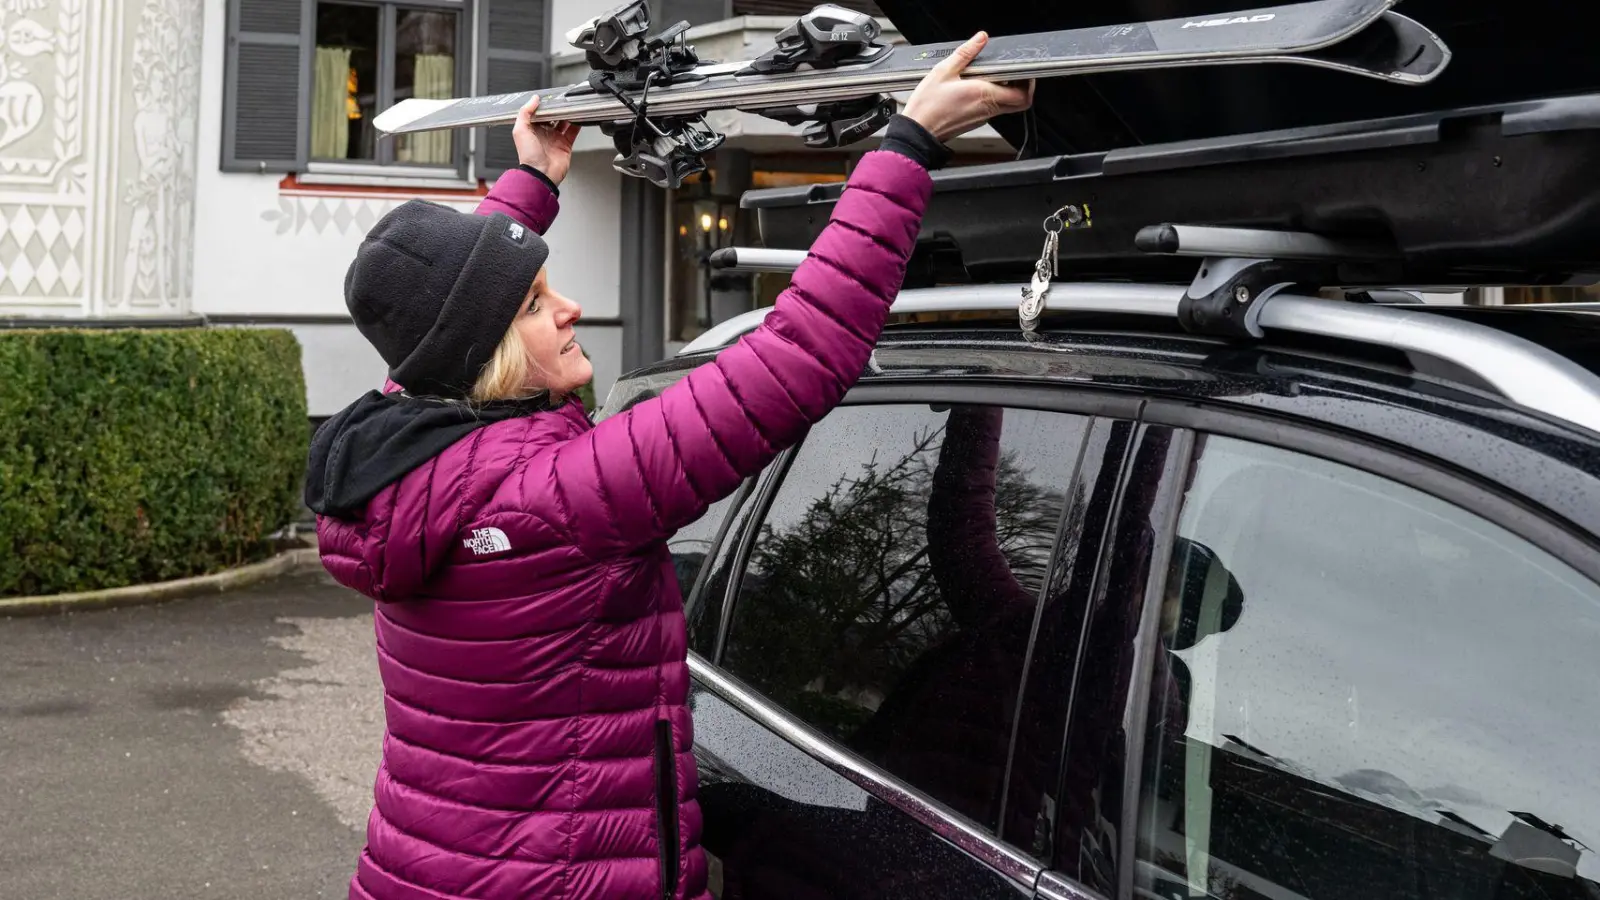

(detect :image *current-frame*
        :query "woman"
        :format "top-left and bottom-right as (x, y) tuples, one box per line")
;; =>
(306, 32), (1032, 900)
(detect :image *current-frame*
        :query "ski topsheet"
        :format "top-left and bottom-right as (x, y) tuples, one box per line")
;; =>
(374, 0), (1446, 136)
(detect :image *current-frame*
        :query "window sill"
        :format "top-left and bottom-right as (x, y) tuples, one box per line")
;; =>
(296, 163), (480, 192)
(278, 172), (487, 199)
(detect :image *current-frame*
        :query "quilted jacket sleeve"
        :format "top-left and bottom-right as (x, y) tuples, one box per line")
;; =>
(523, 148), (934, 559)
(476, 166), (560, 234)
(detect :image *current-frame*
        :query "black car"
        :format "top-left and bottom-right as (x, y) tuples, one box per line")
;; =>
(597, 2), (1600, 897)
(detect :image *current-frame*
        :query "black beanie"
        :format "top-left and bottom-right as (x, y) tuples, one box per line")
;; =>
(344, 199), (550, 398)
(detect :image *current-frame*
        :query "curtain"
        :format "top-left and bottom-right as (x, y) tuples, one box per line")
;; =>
(311, 46), (353, 160)
(405, 53), (454, 165)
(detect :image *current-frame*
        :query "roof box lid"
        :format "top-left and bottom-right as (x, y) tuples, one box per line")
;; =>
(873, 0), (1597, 154)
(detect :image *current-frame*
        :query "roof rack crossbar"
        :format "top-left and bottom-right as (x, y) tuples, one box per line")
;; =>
(1131, 226), (1403, 339)
(677, 282), (1600, 436)
(1135, 224), (1397, 261)
(708, 247), (807, 273)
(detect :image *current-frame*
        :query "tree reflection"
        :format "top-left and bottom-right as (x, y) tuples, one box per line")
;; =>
(723, 415), (1066, 742)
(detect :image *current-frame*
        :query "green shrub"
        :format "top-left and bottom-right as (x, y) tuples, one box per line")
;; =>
(0, 328), (308, 598)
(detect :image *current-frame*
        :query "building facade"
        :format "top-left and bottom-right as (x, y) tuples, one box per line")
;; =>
(7, 1), (1577, 420)
(0, 0), (200, 321)
(0, 0), (1010, 419)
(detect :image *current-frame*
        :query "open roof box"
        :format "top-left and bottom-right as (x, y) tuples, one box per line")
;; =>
(742, 0), (1600, 288)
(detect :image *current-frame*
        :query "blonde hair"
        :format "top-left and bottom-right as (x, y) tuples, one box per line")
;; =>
(469, 326), (537, 404)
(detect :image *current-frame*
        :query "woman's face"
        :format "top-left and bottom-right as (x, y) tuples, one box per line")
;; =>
(513, 268), (592, 398)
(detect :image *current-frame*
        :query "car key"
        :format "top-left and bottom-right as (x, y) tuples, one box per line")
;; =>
(1020, 205), (1088, 336)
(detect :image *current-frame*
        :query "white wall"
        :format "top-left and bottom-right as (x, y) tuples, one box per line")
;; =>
(189, 0), (628, 414)
(545, 151), (623, 320)
(550, 0), (606, 57)
(193, 0), (486, 321)
(0, 0), (204, 319)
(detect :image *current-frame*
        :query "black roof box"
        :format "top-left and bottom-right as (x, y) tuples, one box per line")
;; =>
(742, 92), (1600, 287)
(873, 0), (1599, 155)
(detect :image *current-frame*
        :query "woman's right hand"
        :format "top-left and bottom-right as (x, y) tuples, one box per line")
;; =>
(902, 32), (1034, 143)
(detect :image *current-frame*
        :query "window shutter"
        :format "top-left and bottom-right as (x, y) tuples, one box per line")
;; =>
(221, 0), (307, 173)
(476, 0), (550, 181)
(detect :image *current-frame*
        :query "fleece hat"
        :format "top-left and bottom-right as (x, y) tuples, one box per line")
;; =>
(344, 199), (549, 398)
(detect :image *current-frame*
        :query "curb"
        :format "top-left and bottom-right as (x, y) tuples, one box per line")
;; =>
(0, 546), (323, 618)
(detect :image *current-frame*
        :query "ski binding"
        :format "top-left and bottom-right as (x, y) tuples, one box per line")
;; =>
(561, 0), (894, 187)
(739, 4), (891, 75)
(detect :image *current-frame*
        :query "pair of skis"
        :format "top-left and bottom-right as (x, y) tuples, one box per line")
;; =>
(372, 0), (1451, 188)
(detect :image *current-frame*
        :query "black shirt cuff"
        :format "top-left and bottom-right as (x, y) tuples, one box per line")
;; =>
(518, 164), (560, 197)
(878, 115), (954, 170)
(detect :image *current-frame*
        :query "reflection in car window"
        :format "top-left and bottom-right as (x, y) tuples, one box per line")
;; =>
(1136, 435), (1600, 899)
(668, 484), (748, 652)
(719, 403), (1089, 834)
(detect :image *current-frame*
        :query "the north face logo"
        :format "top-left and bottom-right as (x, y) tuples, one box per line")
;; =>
(506, 222), (526, 244)
(463, 527), (511, 556)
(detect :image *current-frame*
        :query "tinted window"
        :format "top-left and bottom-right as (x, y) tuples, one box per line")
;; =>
(1136, 435), (1600, 899)
(719, 403), (1089, 833)
(677, 479), (762, 659)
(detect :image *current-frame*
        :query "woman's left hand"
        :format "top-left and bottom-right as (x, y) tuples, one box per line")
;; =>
(513, 94), (579, 186)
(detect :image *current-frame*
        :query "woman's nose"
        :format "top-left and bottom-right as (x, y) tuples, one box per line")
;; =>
(556, 295), (582, 326)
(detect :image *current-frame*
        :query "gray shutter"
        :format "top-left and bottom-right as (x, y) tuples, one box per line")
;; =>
(476, 0), (550, 181)
(221, 0), (307, 173)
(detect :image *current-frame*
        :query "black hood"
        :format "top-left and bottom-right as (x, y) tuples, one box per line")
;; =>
(305, 390), (552, 520)
(875, 0), (1597, 154)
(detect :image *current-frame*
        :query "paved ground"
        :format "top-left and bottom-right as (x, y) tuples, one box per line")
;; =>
(0, 568), (383, 900)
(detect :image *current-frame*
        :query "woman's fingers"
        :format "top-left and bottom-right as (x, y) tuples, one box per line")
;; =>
(934, 31), (988, 78)
(986, 79), (1034, 113)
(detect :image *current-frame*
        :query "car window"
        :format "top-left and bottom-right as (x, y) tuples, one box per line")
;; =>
(1135, 434), (1600, 899)
(591, 367), (689, 423)
(667, 483), (748, 627)
(717, 402), (1090, 835)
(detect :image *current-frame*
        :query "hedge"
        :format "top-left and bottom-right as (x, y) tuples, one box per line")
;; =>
(0, 329), (308, 598)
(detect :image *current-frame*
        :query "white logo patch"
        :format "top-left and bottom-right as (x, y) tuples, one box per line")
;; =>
(463, 526), (512, 556)
(507, 222), (526, 242)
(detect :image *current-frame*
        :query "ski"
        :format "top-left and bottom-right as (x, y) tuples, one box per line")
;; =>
(372, 0), (1449, 188)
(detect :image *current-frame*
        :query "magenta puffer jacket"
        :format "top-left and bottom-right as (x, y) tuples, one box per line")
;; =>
(312, 149), (933, 900)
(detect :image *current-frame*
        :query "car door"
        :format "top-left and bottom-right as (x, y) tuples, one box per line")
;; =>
(1061, 403), (1600, 900)
(682, 382), (1140, 899)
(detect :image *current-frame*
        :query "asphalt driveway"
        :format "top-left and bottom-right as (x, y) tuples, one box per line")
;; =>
(0, 568), (381, 900)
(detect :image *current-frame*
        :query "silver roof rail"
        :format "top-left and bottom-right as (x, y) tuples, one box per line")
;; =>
(681, 283), (1180, 353)
(677, 281), (1600, 436)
